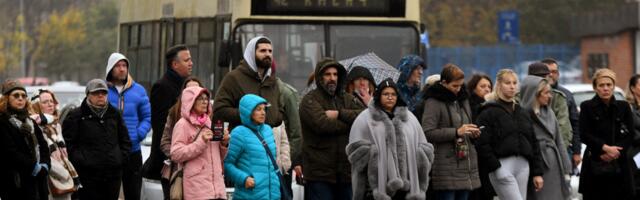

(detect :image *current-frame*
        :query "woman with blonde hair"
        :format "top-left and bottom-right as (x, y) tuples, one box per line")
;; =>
(475, 69), (544, 200)
(30, 89), (80, 199)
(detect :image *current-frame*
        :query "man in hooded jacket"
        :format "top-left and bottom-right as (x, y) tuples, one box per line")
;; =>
(396, 55), (426, 116)
(299, 58), (365, 200)
(213, 36), (284, 130)
(105, 52), (151, 200)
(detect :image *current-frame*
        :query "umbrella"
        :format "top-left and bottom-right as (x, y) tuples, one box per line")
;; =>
(340, 52), (400, 84)
(300, 52), (400, 96)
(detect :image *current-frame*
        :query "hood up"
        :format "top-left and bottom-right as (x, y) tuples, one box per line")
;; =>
(396, 55), (424, 85)
(105, 52), (133, 88)
(239, 94), (268, 131)
(519, 75), (545, 110)
(180, 86), (212, 128)
(243, 36), (273, 79)
(314, 58), (347, 96)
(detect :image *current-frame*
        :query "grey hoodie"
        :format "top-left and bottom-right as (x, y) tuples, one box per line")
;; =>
(243, 36), (273, 81)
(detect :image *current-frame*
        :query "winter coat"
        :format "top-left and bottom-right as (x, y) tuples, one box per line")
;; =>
(474, 99), (544, 176)
(579, 95), (637, 198)
(225, 94), (281, 200)
(63, 99), (131, 173)
(629, 104), (640, 197)
(347, 101), (435, 200)
(299, 58), (366, 183)
(276, 78), (302, 166)
(421, 82), (481, 190)
(144, 68), (184, 180)
(550, 89), (573, 152)
(213, 36), (283, 130)
(554, 84), (582, 155)
(0, 112), (50, 200)
(396, 55), (424, 114)
(520, 76), (572, 200)
(273, 124), (291, 174)
(468, 92), (485, 123)
(106, 53), (152, 153)
(171, 87), (227, 200)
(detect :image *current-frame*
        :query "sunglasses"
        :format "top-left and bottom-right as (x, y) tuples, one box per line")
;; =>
(11, 93), (28, 99)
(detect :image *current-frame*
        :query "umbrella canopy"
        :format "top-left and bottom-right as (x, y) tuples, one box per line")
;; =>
(301, 52), (400, 96)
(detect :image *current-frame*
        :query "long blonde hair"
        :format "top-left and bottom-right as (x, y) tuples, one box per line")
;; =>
(532, 79), (551, 114)
(486, 69), (518, 103)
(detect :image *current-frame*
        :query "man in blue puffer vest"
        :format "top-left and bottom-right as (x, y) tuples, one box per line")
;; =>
(105, 52), (151, 200)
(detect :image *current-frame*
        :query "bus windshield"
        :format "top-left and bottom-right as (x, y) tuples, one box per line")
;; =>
(235, 23), (418, 92)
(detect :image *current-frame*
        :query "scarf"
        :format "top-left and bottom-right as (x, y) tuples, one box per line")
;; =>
(86, 100), (107, 118)
(8, 108), (40, 165)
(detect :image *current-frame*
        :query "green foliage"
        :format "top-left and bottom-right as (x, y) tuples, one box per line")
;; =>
(421, 0), (626, 47)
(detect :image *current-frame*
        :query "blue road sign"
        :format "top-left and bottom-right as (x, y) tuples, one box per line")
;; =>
(498, 10), (519, 44)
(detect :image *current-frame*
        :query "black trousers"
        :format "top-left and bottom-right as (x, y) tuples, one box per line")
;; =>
(122, 151), (143, 200)
(78, 170), (122, 200)
(161, 177), (170, 200)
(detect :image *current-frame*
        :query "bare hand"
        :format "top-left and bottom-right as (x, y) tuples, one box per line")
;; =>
(245, 177), (255, 189)
(572, 154), (582, 166)
(600, 154), (615, 162)
(294, 165), (303, 177)
(51, 150), (62, 161)
(533, 176), (544, 191)
(457, 124), (480, 138)
(602, 145), (622, 159)
(325, 110), (339, 119)
(357, 88), (372, 104)
(201, 128), (213, 141)
(221, 128), (230, 146)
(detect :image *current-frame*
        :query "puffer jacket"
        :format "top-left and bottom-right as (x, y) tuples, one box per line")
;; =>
(171, 87), (227, 200)
(106, 53), (152, 152)
(225, 94), (280, 200)
(421, 82), (480, 190)
(299, 58), (365, 183)
(396, 55), (425, 114)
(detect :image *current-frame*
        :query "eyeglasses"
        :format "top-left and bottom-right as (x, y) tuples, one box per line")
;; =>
(382, 93), (397, 98)
(196, 96), (209, 102)
(11, 93), (27, 99)
(40, 99), (56, 105)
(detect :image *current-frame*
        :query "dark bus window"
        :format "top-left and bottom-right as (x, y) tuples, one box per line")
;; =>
(186, 22), (199, 45)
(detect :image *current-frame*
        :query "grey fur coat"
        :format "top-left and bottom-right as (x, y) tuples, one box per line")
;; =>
(347, 102), (435, 200)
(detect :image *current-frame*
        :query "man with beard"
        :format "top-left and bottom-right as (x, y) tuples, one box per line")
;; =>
(299, 58), (365, 200)
(213, 36), (284, 130)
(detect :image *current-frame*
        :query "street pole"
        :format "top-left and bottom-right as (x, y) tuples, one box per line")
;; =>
(20, 0), (26, 77)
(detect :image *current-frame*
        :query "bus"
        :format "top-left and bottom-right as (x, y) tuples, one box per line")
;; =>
(118, 0), (423, 93)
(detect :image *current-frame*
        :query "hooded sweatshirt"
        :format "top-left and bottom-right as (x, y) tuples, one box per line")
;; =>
(213, 36), (283, 130)
(105, 52), (152, 153)
(396, 55), (425, 114)
(171, 87), (228, 200)
(224, 94), (281, 200)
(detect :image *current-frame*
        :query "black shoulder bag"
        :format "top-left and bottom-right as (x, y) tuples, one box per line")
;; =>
(250, 128), (292, 200)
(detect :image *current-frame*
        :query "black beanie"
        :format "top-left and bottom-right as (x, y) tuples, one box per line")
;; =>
(347, 66), (375, 85)
(373, 78), (407, 108)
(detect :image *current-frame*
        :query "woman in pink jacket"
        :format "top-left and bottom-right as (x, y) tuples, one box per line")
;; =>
(171, 86), (229, 200)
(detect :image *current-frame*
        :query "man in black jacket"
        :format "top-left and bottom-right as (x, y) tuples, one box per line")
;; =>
(63, 79), (131, 200)
(142, 44), (193, 198)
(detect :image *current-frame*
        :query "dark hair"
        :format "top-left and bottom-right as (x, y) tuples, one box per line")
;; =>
(165, 44), (189, 69)
(440, 63), (465, 83)
(626, 74), (640, 106)
(541, 58), (558, 66)
(256, 38), (271, 50)
(181, 76), (204, 89)
(467, 74), (493, 94)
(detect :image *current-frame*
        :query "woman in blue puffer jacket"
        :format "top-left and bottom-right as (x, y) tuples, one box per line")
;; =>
(224, 94), (280, 200)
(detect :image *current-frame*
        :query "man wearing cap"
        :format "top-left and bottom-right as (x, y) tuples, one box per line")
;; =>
(527, 62), (573, 150)
(299, 58), (365, 200)
(105, 52), (151, 200)
(63, 79), (131, 200)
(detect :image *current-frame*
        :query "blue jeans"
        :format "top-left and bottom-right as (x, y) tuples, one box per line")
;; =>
(304, 180), (352, 200)
(435, 190), (470, 200)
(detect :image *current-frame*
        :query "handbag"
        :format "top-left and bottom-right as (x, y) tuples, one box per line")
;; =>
(169, 127), (204, 200)
(249, 128), (292, 200)
(49, 158), (77, 195)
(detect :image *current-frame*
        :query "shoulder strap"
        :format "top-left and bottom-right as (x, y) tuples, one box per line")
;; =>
(249, 127), (281, 174)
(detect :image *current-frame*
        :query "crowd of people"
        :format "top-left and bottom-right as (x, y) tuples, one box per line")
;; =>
(2, 34), (640, 200)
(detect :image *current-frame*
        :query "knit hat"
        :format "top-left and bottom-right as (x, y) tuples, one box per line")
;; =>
(528, 62), (550, 77)
(592, 68), (617, 87)
(2, 80), (26, 95)
(347, 66), (375, 84)
(374, 78), (407, 108)
(85, 79), (108, 94)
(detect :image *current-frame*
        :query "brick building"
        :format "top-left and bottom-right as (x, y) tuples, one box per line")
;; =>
(572, 2), (640, 88)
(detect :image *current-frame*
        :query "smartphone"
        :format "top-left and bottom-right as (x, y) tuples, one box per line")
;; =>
(479, 126), (486, 131)
(212, 120), (223, 141)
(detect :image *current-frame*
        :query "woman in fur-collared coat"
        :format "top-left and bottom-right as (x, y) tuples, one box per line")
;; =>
(347, 78), (435, 200)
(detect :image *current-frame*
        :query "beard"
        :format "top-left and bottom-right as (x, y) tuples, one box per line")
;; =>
(256, 56), (272, 69)
(323, 81), (338, 95)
